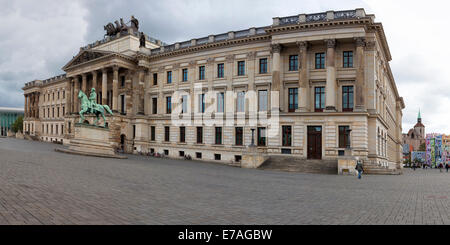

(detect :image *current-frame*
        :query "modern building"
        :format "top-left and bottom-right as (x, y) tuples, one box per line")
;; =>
(0, 107), (24, 136)
(23, 9), (405, 172)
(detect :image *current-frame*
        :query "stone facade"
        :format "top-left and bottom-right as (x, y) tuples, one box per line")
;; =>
(22, 9), (405, 171)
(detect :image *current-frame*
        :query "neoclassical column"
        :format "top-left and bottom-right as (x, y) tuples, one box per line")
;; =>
(355, 37), (366, 112)
(91, 71), (98, 93)
(271, 44), (282, 111)
(101, 68), (108, 105)
(73, 76), (80, 112)
(24, 94), (28, 118)
(112, 65), (119, 112)
(325, 39), (337, 112)
(297, 41), (310, 112)
(66, 79), (72, 115)
(137, 67), (146, 115)
(81, 73), (87, 94)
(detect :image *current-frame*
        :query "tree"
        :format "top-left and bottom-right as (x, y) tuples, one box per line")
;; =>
(11, 116), (23, 133)
(419, 143), (426, 151)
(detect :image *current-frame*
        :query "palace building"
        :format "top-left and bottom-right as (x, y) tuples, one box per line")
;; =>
(23, 9), (405, 172)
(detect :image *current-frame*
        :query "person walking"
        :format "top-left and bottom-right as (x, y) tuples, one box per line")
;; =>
(438, 163), (443, 173)
(412, 162), (416, 171)
(355, 158), (364, 179)
(446, 163), (449, 173)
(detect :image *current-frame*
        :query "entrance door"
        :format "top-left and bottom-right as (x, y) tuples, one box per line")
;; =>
(307, 126), (322, 159)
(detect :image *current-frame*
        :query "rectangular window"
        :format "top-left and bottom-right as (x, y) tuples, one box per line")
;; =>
(167, 71), (172, 84)
(57, 107), (60, 117)
(315, 87), (325, 112)
(63, 91), (65, 99)
(342, 86), (354, 112)
(289, 55), (298, 71)
(257, 127), (266, 146)
(152, 98), (157, 114)
(237, 91), (245, 112)
(153, 73), (158, 85)
(196, 152), (202, 159)
(288, 88), (298, 112)
(217, 63), (224, 78)
(180, 126), (186, 143)
(120, 94), (125, 114)
(235, 127), (243, 146)
(121, 76), (125, 87)
(282, 126), (292, 146)
(181, 95), (188, 113)
(166, 96), (172, 114)
(259, 58), (268, 74)
(62, 106), (65, 116)
(343, 51), (353, 68)
(164, 126), (170, 142)
(199, 66), (205, 80)
(339, 126), (350, 148)
(258, 90), (268, 111)
(217, 92), (224, 113)
(315, 53), (325, 69)
(182, 68), (188, 82)
(196, 127), (203, 144)
(198, 94), (205, 113)
(215, 127), (222, 145)
(151, 126), (155, 141)
(237, 61), (245, 76)
(214, 154), (221, 160)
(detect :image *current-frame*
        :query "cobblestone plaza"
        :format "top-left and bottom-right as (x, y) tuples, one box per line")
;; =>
(0, 138), (449, 225)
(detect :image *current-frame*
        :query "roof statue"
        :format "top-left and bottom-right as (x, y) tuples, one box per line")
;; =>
(139, 32), (146, 48)
(104, 16), (139, 37)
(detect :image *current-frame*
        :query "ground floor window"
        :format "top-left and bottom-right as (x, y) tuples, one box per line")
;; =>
(215, 127), (222, 145)
(164, 126), (170, 142)
(214, 154), (221, 160)
(339, 126), (350, 148)
(197, 127), (203, 144)
(235, 127), (243, 146)
(257, 127), (266, 146)
(282, 125), (292, 146)
(196, 152), (202, 159)
(180, 127), (185, 143)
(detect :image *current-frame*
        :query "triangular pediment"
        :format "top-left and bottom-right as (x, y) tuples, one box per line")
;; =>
(63, 50), (113, 71)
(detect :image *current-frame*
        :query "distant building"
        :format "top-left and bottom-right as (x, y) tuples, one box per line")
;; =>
(0, 107), (24, 136)
(425, 134), (450, 167)
(402, 110), (425, 152)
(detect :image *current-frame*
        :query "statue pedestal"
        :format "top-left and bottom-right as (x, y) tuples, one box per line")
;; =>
(56, 123), (126, 159)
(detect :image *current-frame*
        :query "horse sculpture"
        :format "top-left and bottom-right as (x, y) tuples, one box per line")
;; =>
(78, 90), (113, 127)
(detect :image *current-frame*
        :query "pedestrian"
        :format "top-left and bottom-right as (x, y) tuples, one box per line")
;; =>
(412, 162), (416, 171)
(355, 158), (364, 179)
(446, 163), (449, 173)
(439, 163), (443, 173)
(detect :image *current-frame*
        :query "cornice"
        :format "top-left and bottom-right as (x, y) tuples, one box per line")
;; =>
(140, 35), (271, 62)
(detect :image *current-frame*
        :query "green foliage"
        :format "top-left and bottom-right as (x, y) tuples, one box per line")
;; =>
(11, 116), (23, 133)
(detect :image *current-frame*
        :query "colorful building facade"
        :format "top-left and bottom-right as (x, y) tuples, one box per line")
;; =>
(425, 133), (450, 167)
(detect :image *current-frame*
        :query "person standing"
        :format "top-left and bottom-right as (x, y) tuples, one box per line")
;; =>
(438, 163), (443, 173)
(355, 158), (364, 179)
(412, 162), (416, 171)
(446, 163), (449, 173)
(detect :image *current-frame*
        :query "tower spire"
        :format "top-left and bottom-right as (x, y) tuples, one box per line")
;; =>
(418, 109), (422, 123)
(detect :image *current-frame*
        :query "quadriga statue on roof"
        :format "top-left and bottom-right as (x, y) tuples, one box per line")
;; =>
(104, 16), (139, 37)
(78, 88), (113, 127)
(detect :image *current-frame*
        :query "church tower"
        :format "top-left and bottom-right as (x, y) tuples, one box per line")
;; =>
(414, 109), (425, 139)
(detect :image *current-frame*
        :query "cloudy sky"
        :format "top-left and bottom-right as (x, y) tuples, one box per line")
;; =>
(0, 0), (448, 133)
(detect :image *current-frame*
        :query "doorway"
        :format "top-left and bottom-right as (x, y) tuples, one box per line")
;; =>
(307, 126), (322, 159)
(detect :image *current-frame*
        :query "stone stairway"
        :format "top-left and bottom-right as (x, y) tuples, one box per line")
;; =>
(259, 156), (338, 174)
(363, 161), (402, 175)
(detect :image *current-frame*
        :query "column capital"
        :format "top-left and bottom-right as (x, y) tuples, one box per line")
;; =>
(355, 37), (366, 47)
(101, 67), (108, 73)
(296, 41), (308, 51)
(325, 39), (336, 49)
(112, 65), (120, 72)
(81, 73), (87, 78)
(91, 70), (98, 76)
(225, 54), (234, 63)
(247, 51), (256, 60)
(270, 43), (282, 53)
